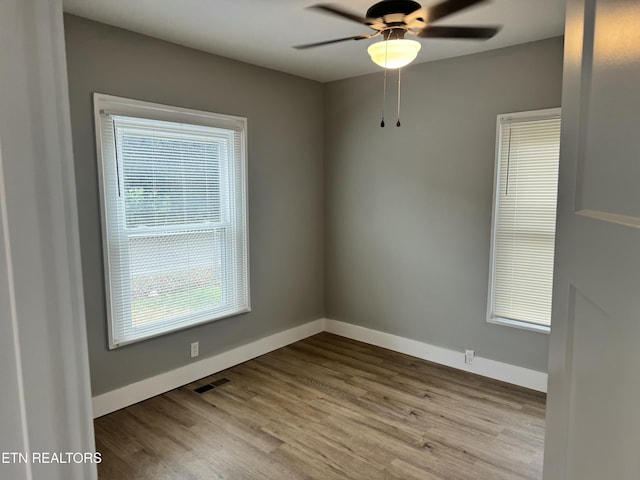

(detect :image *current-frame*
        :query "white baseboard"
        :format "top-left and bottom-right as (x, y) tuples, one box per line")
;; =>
(324, 319), (548, 393)
(92, 318), (325, 418)
(93, 317), (547, 417)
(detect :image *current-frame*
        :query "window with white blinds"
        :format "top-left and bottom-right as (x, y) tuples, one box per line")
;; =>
(94, 94), (249, 348)
(487, 108), (561, 332)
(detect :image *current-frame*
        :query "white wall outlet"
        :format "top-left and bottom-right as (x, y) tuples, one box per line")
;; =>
(190, 341), (199, 358)
(465, 349), (474, 365)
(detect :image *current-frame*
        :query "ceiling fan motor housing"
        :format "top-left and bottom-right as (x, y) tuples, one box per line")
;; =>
(383, 28), (408, 40)
(366, 0), (422, 19)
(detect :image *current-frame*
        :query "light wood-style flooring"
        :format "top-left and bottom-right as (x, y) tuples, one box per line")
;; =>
(95, 333), (546, 479)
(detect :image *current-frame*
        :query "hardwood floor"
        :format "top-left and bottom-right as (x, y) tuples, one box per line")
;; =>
(95, 333), (546, 479)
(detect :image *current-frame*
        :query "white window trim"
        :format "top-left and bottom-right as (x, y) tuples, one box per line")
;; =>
(486, 107), (561, 335)
(93, 93), (250, 348)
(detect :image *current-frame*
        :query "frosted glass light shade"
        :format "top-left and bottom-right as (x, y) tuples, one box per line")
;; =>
(367, 39), (422, 69)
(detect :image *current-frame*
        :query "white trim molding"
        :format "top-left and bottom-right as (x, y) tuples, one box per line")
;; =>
(0, 1), (96, 479)
(93, 317), (547, 417)
(92, 319), (325, 417)
(325, 319), (548, 393)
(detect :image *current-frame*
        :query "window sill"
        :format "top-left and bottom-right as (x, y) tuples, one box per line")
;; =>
(487, 317), (550, 334)
(110, 306), (252, 349)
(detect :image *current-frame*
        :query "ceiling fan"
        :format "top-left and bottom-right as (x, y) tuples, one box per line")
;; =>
(296, 0), (500, 127)
(295, 0), (500, 68)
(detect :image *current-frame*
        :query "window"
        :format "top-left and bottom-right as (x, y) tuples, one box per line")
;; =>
(487, 108), (561, 333)
(94, 94), (249, 348)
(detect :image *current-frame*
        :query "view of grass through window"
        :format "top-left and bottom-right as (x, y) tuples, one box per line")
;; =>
(132, 282), (223, 327)
(127, 230), (226, 327)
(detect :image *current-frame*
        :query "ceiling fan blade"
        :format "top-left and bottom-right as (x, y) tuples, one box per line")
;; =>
(294, 34), (372, 50)
(309, 4), (378, 26)
(417, 25), (500, 39)
(424, 0), (490, 24)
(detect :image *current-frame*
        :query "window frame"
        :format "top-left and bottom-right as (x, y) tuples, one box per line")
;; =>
(486, 107), (561, 335)
(93, 93), (250, 349)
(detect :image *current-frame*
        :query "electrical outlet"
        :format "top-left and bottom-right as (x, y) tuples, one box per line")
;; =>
(465, 349), (474, 365)
(190, 341), (199, 358)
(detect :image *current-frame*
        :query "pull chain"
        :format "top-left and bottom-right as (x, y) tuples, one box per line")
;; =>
(381, 68), (388, 127)
(380, 40), (390, 127)
(396, 67), (402, 127)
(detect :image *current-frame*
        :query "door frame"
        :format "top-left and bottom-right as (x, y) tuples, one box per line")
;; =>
(0, 1), (96, 479)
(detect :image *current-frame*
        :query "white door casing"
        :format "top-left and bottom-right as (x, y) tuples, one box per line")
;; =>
(0, 1), (96, 479)
(544, 0), (640, 478)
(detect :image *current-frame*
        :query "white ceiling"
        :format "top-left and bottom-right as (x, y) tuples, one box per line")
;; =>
(63, 0), (566, 82)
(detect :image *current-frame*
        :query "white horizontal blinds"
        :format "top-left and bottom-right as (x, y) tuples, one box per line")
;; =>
(492, 115), (561, 327)
(99, 109), (248, 347)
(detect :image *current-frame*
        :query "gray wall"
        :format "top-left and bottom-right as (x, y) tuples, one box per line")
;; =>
(324, 37), (564, 373)
(66, 12), (562, 395)
(64, 15), (325, 395)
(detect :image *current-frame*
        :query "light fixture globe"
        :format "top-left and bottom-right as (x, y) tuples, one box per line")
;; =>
(367, 39), (422, 69)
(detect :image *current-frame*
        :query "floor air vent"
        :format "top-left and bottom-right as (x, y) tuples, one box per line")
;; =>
(194, 384), (214, 394)
(194, 378), (230, 394)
